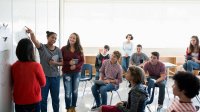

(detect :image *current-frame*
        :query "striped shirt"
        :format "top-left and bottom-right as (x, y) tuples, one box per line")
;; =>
(100, 59), (122, 88)
(167, 99), (196, 112)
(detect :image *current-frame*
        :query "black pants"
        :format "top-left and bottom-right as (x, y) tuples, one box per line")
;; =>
(15, 102), (40, 112)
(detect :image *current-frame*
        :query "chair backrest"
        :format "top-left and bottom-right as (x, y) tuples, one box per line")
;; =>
(81, 64), (93, 79)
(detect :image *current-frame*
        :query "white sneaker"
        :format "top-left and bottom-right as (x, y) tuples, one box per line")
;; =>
(157, 104), (163, 110)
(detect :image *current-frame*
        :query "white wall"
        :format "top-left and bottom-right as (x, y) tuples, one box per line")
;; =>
(0, 0), (59, 111)
(62, 0), (200, 48)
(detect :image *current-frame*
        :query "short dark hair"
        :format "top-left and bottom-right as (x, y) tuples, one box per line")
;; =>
(126, 34), (133, 40)
(104, 45), (110, 51)
(151, 51), (159, 59)
(173, 71), (200, 98)
(137, 44), (142, 48)
(46, 31), (56, 38)
(113, 51), (121, 59)
(128, 66), (145, 84)
(16, 38), (35, 62)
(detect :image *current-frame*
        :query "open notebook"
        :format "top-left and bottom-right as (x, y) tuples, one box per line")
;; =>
(93, 80), (106, 85)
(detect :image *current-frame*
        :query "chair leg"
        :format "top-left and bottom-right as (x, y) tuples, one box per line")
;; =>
(146, 105), (152, 112)
(82, 81), (87, 97)
(110, 91), (113, 105)
(166, 87), (170, 100)
(116, 91), (122, 101)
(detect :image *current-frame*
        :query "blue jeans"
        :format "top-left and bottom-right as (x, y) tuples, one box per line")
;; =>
(122, 56), (130, 72)
(15, 103), (40, 112)
(91, 83), (116, 106)
(183, 60), (200, 73)
(147, 77), (166, 105)
(41, 76), (60, 112)
(63, 72), (80, 109)
(95, 71), (100, 80)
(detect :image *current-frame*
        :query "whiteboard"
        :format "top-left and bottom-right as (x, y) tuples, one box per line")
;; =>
(0, 24), (11, 52)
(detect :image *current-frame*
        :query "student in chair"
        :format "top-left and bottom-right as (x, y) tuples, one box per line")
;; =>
(91, 51), (123, 111)
(144, 51), (166, 110)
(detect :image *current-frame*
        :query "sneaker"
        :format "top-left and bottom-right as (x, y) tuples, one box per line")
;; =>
(157, 104), (163, 110)
(91, 105), (99, 111)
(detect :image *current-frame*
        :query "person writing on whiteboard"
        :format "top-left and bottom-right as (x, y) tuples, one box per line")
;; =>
(26, 27), (63, 112)
(11, 38), (46, 112)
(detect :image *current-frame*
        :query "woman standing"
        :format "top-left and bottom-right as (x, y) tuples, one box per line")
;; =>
(26, 27), (63, 112)
(122, 34), (133, 74)
(183, 36), (200, 73)
(61, 33), (84, 112)
(11, 38), (46, 112)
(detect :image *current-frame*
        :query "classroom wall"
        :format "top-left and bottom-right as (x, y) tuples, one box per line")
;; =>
(0, 0), (59, 111)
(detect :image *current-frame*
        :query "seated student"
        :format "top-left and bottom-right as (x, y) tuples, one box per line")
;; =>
(99, 66), (148, 112)
(167, 71), (200, 112)
(183, 36), (200, 73)
(130, 44), (149, 68)
(95, 45), (110, 80)
(91, 51), (123, 111)
(144, 51), (166, 109)
(11, 38), (46, 112)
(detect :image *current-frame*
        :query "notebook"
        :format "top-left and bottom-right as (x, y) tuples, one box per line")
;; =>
(93, 80), (106, 85)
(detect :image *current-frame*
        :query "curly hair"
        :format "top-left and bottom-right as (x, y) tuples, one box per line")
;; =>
(173, 71), (200, 98)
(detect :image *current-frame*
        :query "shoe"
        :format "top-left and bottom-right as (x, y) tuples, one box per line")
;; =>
(71, 107), (76, 112)
(67, 108), (72, 112)
(91, 105), (99, 111)
(157, 104), (163, 110)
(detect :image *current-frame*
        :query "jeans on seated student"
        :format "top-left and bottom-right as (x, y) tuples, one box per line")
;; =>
(91, 83), (116, 107)
(147, 77), (166, 105)
(183, 60), (200, 73)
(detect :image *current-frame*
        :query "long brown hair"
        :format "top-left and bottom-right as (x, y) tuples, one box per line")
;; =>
(66, 33), (83, 53)
(189, 36), (199, 53)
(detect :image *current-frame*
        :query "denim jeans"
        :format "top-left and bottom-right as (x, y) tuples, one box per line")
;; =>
(41, 76), (60, 112)
(183, 60), (200, 73)
(63, 72), (80, 109)
(122, 56), (130, 72)
(95, 71), (100, 80)
(91, 83), (116, 106)
(147, 77), (166, 105)
(15, 103), (40, 112)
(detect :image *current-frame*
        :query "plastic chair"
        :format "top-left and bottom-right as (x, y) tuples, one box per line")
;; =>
(80, 64), (93, 96)
(109, 90), (122, 105)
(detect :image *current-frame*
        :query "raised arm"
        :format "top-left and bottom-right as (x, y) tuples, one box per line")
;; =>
(25, 26), (40, 48)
